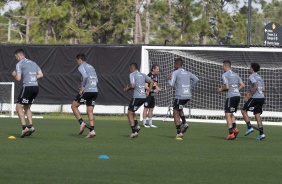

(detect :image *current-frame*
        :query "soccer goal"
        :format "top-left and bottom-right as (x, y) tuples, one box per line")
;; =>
(0, 82), (15, 117)
(140, 46), (282, 124)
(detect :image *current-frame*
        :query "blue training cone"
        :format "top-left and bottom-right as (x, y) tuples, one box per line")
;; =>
(99, 155), (109, 159)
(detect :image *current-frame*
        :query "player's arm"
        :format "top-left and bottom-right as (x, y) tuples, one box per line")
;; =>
(124, 73), (135, 92)
(167, 71), (176, 87)
(217, 75), (229, 92)
(37, 70), (43, 79)
(190, 73), (199, 88)
(78, 67), (88, 93)
(262, 86), (265, 92)
(12, 70), (21, 81)
(249, 82), (258, 96)
(238, 81), (245, 91)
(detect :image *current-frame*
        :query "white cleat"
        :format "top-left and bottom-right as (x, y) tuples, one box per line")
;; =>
(130, 132), (138, 138)
(150, 124), (157, 128)
(143, 124), (150, 128)
(20, 127), (30, 138)
(85, 130), (96, 138)
(79, 122), (88, 135)
(26, 127), (35, 136)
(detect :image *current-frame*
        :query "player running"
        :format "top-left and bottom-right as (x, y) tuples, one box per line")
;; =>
(167, 58), (199, 139)
(71, 53), (98, 138)
(241, 63), (266, 140)
(12, 49), (43, 138)
(124, 63), (153, 138)
(217, 60), (245, 140)
(142, 64), (161, 128)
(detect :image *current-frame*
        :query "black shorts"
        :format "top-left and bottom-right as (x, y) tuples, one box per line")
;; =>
(17, 86), (39, 105)
(128, 98), (146, 112)
(224, 96), (240, 113)
(144, 95), (155, 108)
(242, 98), (265, 115)
(74, 92), (98, 106)
(173, 99), (190, 111)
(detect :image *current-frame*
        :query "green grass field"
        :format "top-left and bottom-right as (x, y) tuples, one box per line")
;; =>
(1, 116), (282, 184)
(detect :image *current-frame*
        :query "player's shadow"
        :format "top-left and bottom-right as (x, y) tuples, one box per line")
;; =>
(158, 134), (176, 139)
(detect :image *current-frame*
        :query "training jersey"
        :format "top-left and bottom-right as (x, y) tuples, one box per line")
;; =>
(249, 73), (264, 98)
(146, 72), (158, 96)
(168, 68), (199, 99)
(130, 70), (151, 98)
(222, 70), (242, 98)
(16, 58), (41, 87)
(78, 61), (98, 92)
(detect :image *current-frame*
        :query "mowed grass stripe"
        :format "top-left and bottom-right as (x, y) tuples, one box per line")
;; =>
(0, 117), (281, 184)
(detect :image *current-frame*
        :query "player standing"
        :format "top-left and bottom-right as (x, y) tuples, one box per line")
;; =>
(217, 60), (245, 140)
(142, 64), (161, 128)
(167, 58), (199, 139)
(71, 53), (98, 138)
(12, 49), (43, 138)
(241, 63), (266, 140)
(124, 63), (153, 138)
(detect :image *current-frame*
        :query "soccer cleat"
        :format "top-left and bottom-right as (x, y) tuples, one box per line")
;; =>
(20, 127), (30, 138)
(130, 132), (138, 138)
(85, 130), (96, 138)
(79, 122), (87, 135)
(135, 125), (141, 133)
(150, 124), (157, 128)
(25, 127), (35, 136)
(143, 124), (150, 128)
(176, 132), (183, 139)
(233, 128), (239, 138)
(256, 134), (266, 141)
(180, 123), (189, 133)
(244, 127), (254, 136)
(226, 133), (235, 140)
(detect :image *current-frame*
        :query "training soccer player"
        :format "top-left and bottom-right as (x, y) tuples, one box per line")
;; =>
(241, 63), (266, 140)
(124, 63), (153, 138)
(142, 64), (161, 128)
(12, 49), (43, 138)
(217, 60), (245, 140)
(71, 53), (98, 138)
(167, 58), (199, 139)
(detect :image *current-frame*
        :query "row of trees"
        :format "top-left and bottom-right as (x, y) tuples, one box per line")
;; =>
(0, 0), (279, 45)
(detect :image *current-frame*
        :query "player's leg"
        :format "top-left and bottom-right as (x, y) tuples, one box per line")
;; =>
(225, 98), (235, 140)
(148, 97), (157, 128)
(16, 87), (30, 138)
(179, 99), (189, 133)
(71, 94), (90, 135)
(127, 98), (139, 138)
(85, 105), (96, 138)
(231, 96), (240, 138)
(142, 107), (150, 128)
(23, 104), (35, 136)
(241, 99), (254, 136)
(254, 99), (265, 140)
(173, 99), (183, 138)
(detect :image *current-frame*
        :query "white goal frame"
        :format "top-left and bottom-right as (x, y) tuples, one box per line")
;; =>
(140, 46), (282, 124)
(0, 82), (15, 117)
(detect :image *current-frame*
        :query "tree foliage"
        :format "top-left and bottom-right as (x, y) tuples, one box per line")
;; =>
(0, 0), (278, 45)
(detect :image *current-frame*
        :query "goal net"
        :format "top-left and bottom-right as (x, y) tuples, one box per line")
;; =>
(141, 46), (282, 123)
(0, 82), (15, 117)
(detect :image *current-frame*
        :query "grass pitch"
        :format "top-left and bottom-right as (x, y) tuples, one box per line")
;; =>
(0, 116), (282, 184)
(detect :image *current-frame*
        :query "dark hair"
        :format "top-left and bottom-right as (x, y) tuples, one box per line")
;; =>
(174, 58), (183, 66)
(76, 53), (86, 61)
(223, 60), (231, 67)
(129, 63), (138, 69)
(14, 49), (25, 55)
(251, 63), (260, 72)
(151, 64), (159, 71)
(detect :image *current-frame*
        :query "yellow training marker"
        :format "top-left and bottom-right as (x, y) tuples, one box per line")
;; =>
(8, 136), (16, 139)
(175, 137), (183, 141)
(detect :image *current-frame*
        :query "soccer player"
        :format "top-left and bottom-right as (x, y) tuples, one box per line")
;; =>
(217, 60), (245, 140)
(124, 63), (154, 138)
(241, 63), (266, 140)
(12, 49), (43, 138)
(167, 58), (199, 139)
(142, 64), (161, 128)
(71, 53), (98, 138)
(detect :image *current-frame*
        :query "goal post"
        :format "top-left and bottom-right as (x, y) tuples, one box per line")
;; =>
(140, 46), (282, 123)
(0, 82), (15, 117)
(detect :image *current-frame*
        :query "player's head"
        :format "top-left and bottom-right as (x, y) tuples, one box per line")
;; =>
(14, 49), (25, 61)
(223, 60), (231, 71)
(174, 58), (183, 69)
(76, 53), (86, 65)
(151, 64), (160, 74)
(129, 63), (138, 72)
(250, 63), (260, 73)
